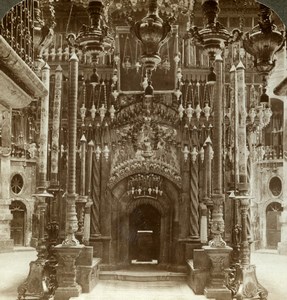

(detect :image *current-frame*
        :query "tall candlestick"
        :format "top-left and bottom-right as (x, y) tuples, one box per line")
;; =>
(63, 53), (80, 246)
(39, 62), (50, 189)
(50, 65), (63, 185)
(209, 53), (226, 248)
(80, 134), (87, 196)
(236, 61), (247, 183)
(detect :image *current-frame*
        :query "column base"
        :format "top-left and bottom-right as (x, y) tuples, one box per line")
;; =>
(54, 285), (82, 300)
(204, 286), (232, 300)
(278, 242), (287, 255)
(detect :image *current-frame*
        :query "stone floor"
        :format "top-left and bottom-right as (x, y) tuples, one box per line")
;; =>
(0, 247), (286, 300)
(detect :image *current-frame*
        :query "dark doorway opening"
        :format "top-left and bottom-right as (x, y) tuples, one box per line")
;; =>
(10, 200), (26, 246)
(129, 204), (161, 263)
(266, 202), (283, 249)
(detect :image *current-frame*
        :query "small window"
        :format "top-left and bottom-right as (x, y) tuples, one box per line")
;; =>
(269, 176), (282, 197)
(11, 174), (24, 194)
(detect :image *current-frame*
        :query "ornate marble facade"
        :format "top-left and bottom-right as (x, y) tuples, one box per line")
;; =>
(0, 1), (286, 299)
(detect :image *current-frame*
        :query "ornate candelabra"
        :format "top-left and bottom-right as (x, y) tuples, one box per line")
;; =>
(226, 185), (268, 300)
(129, 0), (173, 79)
(17, 191), (53, 300)
(54, 54), (84, 300)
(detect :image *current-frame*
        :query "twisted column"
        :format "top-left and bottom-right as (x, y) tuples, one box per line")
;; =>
(189, 158), (200, 238)
(91, 151), (101, 236)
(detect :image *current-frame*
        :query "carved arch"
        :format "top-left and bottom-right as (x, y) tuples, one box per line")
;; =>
(108, 159), (182, 190)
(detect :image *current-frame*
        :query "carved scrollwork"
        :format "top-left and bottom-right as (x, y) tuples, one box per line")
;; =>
(108, 158), (182, 189)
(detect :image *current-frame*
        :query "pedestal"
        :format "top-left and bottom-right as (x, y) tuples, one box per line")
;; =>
(76, 246), (101, 293)
(203, 245), (233, 300)
(54, 244), (84, 300)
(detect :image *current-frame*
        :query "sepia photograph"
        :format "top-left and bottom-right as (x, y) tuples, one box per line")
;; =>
(0, 0), (287, 299)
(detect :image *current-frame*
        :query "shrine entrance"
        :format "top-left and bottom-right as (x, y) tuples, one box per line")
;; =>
(266, 202), (283, 249)
(10, 200), (26, 246)
(129, 204), (161, 263)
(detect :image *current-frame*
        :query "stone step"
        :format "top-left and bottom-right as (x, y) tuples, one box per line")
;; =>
(99, 269), (187, 282)
(70, 280), (208, 300)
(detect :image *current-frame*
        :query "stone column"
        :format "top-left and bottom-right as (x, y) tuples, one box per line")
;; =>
(54, 53), (83, 300)
(278, 98), (287, 254)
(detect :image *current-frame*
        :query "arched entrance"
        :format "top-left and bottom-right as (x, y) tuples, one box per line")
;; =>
(10, 200), (26, 246)
(129, 204), (161, 263)
(266, 202), (283, 249)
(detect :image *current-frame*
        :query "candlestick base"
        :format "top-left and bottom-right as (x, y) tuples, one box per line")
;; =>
(17, 256), (50, 300)
(226, 264), (268, 300)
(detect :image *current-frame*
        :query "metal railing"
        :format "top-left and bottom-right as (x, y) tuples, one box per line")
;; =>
(0, 0), (34, 68)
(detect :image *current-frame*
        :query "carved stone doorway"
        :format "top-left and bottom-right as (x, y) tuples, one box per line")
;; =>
(266, 202), (283, 249)
(10, 200), (26, 246)
(129, 204), (161, 263)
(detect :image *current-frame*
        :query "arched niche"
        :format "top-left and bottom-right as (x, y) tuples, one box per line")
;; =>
(9, 200), (27, 246)
(265, 201), (283, 249)
(108, 172), (181, 268)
